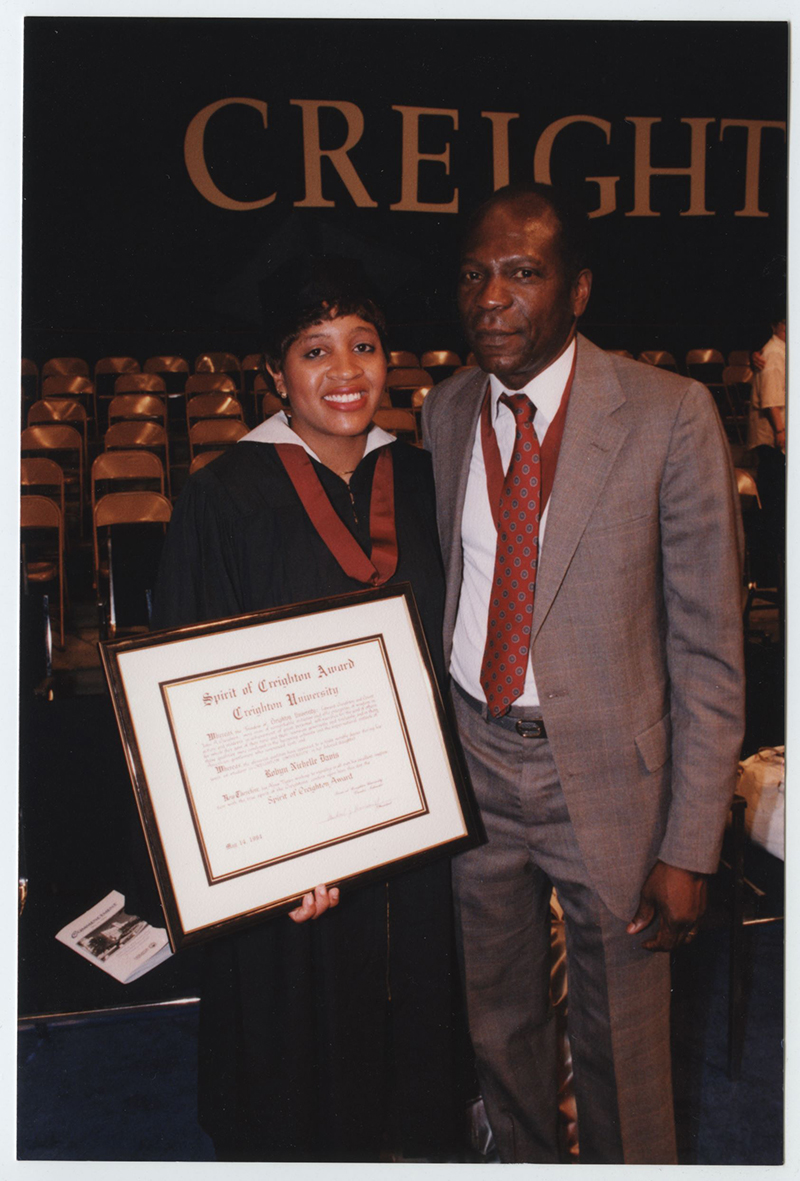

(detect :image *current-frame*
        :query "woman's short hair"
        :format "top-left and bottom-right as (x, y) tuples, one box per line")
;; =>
(259, 255), (388, 377)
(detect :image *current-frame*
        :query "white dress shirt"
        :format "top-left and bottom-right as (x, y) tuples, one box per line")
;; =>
(451, 338), (576, 706)
(747, 334), (786, 453)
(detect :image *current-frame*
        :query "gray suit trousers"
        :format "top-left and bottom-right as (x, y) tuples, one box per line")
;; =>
(451, 689), (677, 1165)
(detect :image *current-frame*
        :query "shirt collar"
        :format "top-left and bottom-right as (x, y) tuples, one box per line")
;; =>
(240, 410), (396, 462)
(488, 336), (576, 429)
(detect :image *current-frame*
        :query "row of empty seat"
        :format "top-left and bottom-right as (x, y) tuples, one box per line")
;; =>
(20, 350), (464, 400)
(22, 347), (757, 427)
(20, 345), (754, 387)
(28, 390), (249, 435)
(21, 416), (251, 517)
(21, 364), (445, 433)
(608, 347), (754, 379)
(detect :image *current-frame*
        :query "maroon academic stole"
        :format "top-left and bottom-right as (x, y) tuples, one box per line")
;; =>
(274, 443), (398, 587)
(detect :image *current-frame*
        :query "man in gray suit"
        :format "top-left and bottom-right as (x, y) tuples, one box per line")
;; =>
(422, 183), (745, 1164)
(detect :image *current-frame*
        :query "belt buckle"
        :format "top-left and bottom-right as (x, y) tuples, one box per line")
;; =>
(515, 718), (545, 739)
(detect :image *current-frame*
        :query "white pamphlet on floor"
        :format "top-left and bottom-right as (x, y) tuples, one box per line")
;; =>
(56, 890), (172, 983)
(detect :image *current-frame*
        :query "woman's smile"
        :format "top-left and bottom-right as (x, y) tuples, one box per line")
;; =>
(268, 313), (387, 464)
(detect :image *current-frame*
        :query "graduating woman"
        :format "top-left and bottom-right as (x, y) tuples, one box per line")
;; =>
(152, 257), (467, 1162)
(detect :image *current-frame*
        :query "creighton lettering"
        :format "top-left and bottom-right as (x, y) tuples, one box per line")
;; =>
(233, 700), (284, 720)
(258, 670), (312, 693)
(185, 99), (786, 219)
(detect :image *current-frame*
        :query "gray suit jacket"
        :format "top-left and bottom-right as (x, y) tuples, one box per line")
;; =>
(423, 334), (746, 920)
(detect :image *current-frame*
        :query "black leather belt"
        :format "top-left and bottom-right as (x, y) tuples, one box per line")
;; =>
(453, 681), (548, 739)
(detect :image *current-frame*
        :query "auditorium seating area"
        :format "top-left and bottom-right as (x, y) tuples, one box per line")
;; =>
(19, 339), (764, 668)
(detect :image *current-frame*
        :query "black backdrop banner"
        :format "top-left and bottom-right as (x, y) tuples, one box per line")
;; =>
(22, 18), (787, 361)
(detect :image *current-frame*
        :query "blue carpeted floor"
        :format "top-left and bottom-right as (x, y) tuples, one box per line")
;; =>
(18, 1006), (214, 1161)
(672, 922), (783, 1165)
(18, 921), (783, 1163)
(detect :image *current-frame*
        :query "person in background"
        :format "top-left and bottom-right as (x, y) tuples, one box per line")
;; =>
(747, 312), (786, 588)
(423, 182), (745, 1164)
(152, 255), (467, 1163)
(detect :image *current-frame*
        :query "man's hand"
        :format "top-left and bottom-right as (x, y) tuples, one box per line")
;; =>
(626, 861), (707, 952)
(288, 883), (340, 924)
(751, 349), (766, 371)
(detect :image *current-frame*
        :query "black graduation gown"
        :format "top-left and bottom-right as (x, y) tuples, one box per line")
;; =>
(152, 439), (466, 1162)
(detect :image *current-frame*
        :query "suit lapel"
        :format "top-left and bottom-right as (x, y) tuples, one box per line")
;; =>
(441, 369), (487, 657)
(447, 368), (487, 543)
(531, 337), (629, 641)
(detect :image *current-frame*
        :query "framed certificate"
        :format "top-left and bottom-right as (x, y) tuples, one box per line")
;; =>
(100, 584), (478, 950)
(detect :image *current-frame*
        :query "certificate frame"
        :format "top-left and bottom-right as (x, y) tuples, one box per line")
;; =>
(100, 583), (479, 951)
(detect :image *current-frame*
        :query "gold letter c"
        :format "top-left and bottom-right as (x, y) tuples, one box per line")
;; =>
(184, 98), (277, 211)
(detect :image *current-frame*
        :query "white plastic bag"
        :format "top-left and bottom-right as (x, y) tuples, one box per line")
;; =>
(737, 746), (785, 860)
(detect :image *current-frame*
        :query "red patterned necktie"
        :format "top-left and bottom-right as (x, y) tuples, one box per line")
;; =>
(480, 392), (541, 717)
